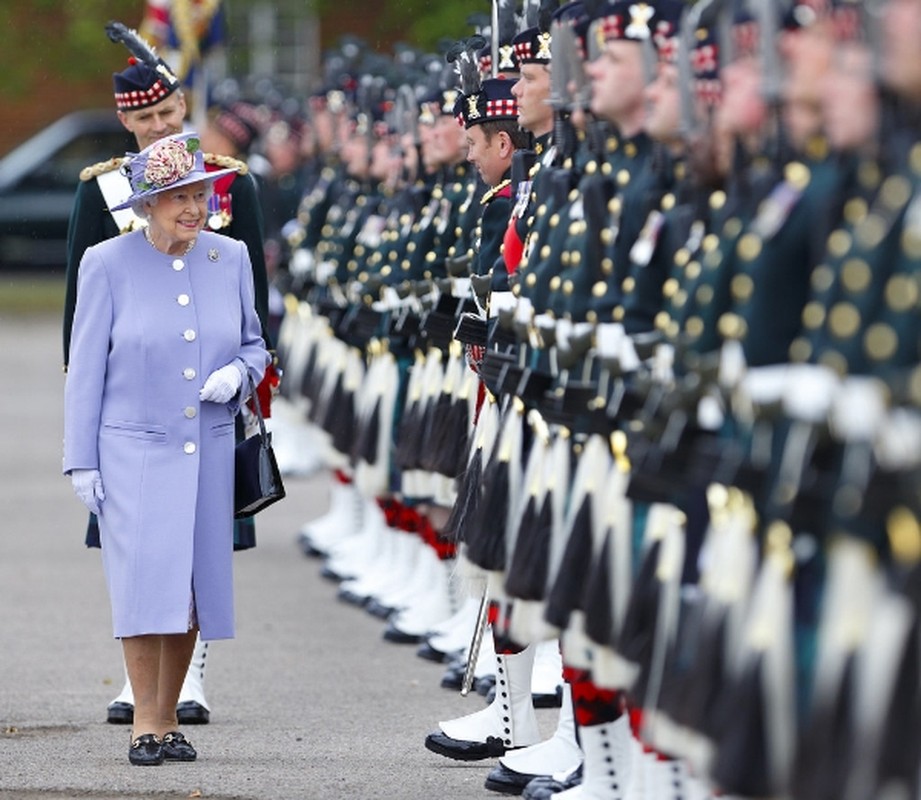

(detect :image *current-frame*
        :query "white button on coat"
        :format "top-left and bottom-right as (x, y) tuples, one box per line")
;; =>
(172, 259), (185, 271)
(183, 329), (196, 342)
(178, 294), (190, 306)
(183, 442), (196, 454)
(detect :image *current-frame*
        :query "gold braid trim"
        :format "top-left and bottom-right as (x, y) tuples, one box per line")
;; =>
(81, 154), (245, 182)
(480, 178), (512, 206)
(80, 157), (127, 182)
(204, 152), (248, 175)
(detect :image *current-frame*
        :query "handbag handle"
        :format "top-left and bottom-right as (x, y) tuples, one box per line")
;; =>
(244, 371), (268, 442)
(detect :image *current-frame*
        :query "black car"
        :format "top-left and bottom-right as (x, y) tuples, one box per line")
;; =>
(0, 110), (135, 270)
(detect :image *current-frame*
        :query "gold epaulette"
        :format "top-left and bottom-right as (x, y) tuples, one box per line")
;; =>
(79, 156), (127, 182)
(481, 178), (512, 206)
(204, 152), (249, 175)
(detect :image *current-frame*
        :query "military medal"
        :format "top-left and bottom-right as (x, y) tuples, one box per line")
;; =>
(685, 220), (705, 254)
(513, 180), (533, 218)
(418, 197), (439, 232)
(630, 210), (665, 267)
(436, 198), (451, 234)
(208, 194), (223, 230)
(900, 190), (921, 263)
(569, 196), (584, 222)
(359, 214), (387, 248)
(751, 181), (802, 240)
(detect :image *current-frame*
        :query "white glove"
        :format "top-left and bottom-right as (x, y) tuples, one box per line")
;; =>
(199, 363), (244, 403)
(71, 469), (105, 515)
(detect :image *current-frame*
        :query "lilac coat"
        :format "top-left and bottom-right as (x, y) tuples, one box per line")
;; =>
(63, 229), (269, 640)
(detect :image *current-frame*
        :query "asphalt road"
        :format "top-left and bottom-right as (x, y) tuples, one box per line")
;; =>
(0, 312), (556, 800)
(0, 315), (556, 800)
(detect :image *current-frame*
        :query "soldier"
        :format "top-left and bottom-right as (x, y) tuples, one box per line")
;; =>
(503, 4), (558, 278)
(422, 75), (555, 766)
(260, 4), (921, 798)
(385, 82), (472, 287)
(463, 77), (532, 291)
(63, 22), (272, 728)
(509, 6), (686, 800)
(370, 76), (487, 644)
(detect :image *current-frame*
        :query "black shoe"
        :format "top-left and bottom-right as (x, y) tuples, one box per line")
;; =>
(176, 701), (210, 725)
(128, 733), (163, 766)
(383, 623), (424, 644)
(337, 585), (370, 606)
(424, 731), (513, 761)
(521, 763), (583, 799)
(485, 762), (543, 795)
(365, 598), (396, 619)
(440, 661), (466, 690)
(297, 532), (324, 558)
(416, 641), (458, 663)
(532, 686), (563, 709)
(107, 701), (134, 725)
(161, 731), (197, 761)
(320, 563), (353, 582)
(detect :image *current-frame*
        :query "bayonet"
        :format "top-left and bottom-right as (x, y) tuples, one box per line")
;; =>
(677, 0), (728, 141)
(549, 15), (570, 112)
(752, 0), (782, 107)
(491, 0), (500, 78)
(677, 5), (697, 142)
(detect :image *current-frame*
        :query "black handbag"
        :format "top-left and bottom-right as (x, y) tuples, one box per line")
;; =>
(234, 373), (286, 518)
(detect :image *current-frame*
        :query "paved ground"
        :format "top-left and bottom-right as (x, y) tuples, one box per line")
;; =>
(0, 312), (556, 800)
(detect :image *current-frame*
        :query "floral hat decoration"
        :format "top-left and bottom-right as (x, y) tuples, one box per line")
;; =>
(110, 131), (238, 211)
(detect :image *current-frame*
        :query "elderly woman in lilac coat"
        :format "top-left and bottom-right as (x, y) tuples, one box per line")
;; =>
(63, 132), (270, 766)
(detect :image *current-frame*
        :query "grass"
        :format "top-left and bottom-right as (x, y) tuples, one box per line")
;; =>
(0, 273), (65, 315)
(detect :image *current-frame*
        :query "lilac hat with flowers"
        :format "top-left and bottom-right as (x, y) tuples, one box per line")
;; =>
(110, 132), (237, 211)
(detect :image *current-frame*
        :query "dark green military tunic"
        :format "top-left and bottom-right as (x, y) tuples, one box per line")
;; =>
(790, 152), (916, 378)
(616, 154), (690, 335)
(719, 150), (847, 366)
(473, 170), (514, 291)
(549, 130), (654, 323)
(394, 163), (475, 285)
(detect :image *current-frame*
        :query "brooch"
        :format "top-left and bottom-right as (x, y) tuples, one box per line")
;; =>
(208, 248), (219, 262)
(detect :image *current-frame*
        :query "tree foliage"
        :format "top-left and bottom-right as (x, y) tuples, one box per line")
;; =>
(0, 0), (142, 98)
(0, 0), (487, 102)
(314, 0), (487, 51)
